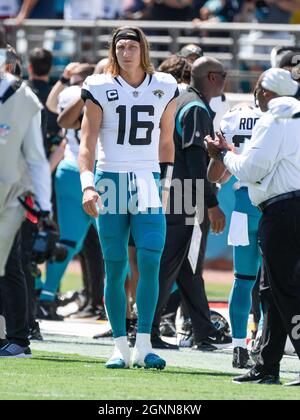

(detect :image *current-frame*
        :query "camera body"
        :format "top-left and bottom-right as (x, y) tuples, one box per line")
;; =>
(28, 215), (68, 277)
(18, 195), (68, 277)
(31, 227), (68, 265)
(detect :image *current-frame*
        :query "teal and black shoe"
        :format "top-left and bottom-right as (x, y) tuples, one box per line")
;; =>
(133, 353), (166, 370)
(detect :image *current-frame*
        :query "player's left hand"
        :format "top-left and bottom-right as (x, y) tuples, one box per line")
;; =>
(208, 205), (226, 234)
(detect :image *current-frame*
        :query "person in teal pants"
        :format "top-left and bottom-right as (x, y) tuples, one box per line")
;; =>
(79, 26), (178, 369)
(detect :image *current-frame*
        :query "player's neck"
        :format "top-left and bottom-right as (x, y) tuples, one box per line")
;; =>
(119, 68), (146, 88)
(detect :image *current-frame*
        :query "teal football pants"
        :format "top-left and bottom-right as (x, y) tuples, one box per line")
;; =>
(95, 171), (166, 338)
(229, 188), (262, 339)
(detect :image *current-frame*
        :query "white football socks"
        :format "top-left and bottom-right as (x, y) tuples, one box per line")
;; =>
(108, 336), (131, 367)
(132, 333), (153, 365)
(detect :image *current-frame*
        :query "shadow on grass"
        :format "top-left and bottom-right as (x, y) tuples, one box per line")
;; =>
(164, 369), (236, 378)
(31, 355), (236, 378)
(40, 338), (114, 348)
(32, 355), (105, 364)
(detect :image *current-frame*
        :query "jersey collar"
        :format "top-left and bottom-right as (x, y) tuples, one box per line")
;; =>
(115, 73), (152, 99)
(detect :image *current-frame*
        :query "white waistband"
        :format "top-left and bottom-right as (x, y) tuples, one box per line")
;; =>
(96, 160), (160, 173)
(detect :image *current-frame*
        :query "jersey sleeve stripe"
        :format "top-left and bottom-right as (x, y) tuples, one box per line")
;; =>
(81, 89), (103, 110)
(162, 86), (180, 113)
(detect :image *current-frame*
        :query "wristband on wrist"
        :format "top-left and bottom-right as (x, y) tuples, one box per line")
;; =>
(160, 162), (174, 190)
(60, 75), (70, 85)
(80, 171), (95, 192)
(216, 149), (228, 162)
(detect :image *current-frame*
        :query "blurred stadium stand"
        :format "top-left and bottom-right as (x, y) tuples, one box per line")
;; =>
(3, 19), (300, 91)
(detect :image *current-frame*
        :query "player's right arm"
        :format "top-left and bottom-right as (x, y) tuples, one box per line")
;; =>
(46, 62), (80, 113)
(78, 99), (102, 217)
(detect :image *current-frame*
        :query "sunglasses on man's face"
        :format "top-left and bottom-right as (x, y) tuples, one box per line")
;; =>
(208, 71), (227, 79)
(254, 85), (265, 99)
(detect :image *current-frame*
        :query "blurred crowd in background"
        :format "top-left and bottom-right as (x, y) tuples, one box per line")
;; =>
(1, 1), (300, 25)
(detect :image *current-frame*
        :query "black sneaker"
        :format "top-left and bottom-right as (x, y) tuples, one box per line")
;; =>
(0, 343), (32, 358)
(195, 329), (232, 351)
(193, 342), (218, 351)
(36, 300), (64, 321)
(56, 291), (79, 307)
(151, 335), (179, 350)
(70, 304), (102, 319)
(284, 375), (300, 387)
(28, 323), (43, 341)
(93, 329), (113, 339)
(0, 338), (8, 348)
(233, 366), (281, 385)
(232, 347), (254, 369)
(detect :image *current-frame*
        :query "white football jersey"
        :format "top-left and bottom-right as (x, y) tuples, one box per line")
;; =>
(220, 105), (262, 155)
(82, 72), (178, 172)
(58, 85), (81, 165)
(210, 94), (230, 134)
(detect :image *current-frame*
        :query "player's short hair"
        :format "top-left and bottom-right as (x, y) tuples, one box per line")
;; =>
(106, 26), (154, 76)
(28, 48), (53, 76)
(158, 55), (191, 84)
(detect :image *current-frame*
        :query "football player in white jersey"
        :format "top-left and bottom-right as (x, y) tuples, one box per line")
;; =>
(207, 104), (263, 368)
(79, 26), (178, 369)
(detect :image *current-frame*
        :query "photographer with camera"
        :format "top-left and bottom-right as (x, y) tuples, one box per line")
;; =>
(0, 45), (52, 357)
(23, 47), (64, 336)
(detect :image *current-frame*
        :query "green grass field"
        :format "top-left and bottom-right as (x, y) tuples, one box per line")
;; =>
(15, 271), (287, 401)
(0, 351), (298, 400)
(60, 272), (232, 302)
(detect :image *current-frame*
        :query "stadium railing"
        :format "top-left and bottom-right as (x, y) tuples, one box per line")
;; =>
(3, 19), (300, 91)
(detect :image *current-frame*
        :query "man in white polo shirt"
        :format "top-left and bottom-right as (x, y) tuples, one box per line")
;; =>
(206, 68), (300, 386)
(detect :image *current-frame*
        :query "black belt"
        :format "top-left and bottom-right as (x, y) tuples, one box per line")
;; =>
(258, 190), (300, 212)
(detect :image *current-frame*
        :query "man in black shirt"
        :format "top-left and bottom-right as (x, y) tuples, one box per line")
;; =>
(151, 57), (231, 350)
(27, 48), (60, 156)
